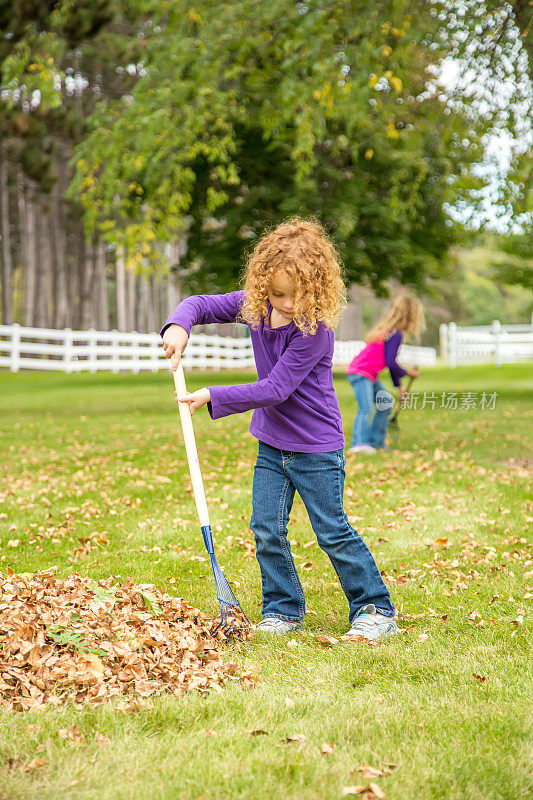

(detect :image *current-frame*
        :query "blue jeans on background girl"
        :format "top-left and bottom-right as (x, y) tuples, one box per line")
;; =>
(250, 441), (395, 624)
(347, 373), (393, 448)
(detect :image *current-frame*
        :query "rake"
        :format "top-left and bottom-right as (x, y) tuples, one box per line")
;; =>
(388, 375), (415, 446)
(172, 361), (250, 635)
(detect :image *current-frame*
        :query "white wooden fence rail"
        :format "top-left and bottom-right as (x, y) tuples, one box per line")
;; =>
(0, 324), (437, 373)
(439, 320), (533, 367)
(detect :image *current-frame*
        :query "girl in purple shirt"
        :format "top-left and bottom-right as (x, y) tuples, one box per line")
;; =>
(161, 219), (396, 643)
(346, 295), (424, 454)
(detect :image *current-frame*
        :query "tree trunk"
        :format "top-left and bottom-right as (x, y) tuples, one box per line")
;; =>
(72, 224), (85, 328)
(34, 195), (53, 328)
(137, 273), (151, 333)
(0, 150), (13, 324)
(23, 179), (37, 327)
(146, 275), (156, 333)
(80, 232), (96, 329)
(116, 246), (126, 332)
(51, 161), (69, 328)
(126, 266), (135, 331)
(165, 243), (182, 316)
(95, 242), (109, 330)
(16, 168), (27, 315)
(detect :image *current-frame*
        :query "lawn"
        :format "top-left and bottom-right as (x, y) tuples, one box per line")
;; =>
(0, 363), (531, 800)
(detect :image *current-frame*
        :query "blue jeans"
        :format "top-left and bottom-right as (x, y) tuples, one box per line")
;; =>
(250, 441), (395, 624)
(347, 373), (393, 448)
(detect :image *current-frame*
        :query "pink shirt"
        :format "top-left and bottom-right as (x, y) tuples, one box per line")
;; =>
(346, 330), (407, 387)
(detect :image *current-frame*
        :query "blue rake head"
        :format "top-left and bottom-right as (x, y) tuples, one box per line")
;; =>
(201, 525), (250, 637)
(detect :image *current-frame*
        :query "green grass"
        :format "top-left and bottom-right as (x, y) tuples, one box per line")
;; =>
(0, 363), (531, 800)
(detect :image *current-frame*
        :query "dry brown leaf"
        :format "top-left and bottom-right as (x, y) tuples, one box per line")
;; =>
(432, 538), (449, 549)
(357, 765), (386, 778)
(282, 733), (307, 744)
(59, 725), (85, 744)
(321, 742), (334, 756)
(368, 783), (386, 799)
(25, 757), (48, 772)
(314, 635), (338, 647)
(0, 571), (254, 711)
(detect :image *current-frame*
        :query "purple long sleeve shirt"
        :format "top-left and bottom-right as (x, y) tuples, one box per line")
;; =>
(161, 290), (345, 453)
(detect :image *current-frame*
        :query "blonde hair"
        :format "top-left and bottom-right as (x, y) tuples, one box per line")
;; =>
(366, 293), (425, 343)
(240, 218), (346, 335)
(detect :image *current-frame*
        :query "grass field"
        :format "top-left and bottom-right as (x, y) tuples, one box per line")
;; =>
(0, 363), (531, 800)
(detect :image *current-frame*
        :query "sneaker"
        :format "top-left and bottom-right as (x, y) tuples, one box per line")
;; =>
(341, 604), (398, 643)
(254, 618), (303, 635)
(346, 445), (377, 455)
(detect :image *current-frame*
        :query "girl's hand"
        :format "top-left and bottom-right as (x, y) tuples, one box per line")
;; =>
(162, 324), (189, 371)
(407, 365), (420, 379)
(398, 386), (407, 404)
(175, 387), (211, 414)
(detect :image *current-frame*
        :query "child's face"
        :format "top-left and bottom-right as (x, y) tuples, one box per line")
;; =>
(268, 270), (296, 320)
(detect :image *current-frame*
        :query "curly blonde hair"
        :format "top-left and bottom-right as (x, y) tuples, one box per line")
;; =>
(240, 218), (346, 335)
(366, 293), (425, 343)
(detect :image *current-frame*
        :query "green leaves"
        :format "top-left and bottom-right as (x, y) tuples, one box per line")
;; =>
(138, 590), (162, 617)
(46, 625), (107, 658)
(67, 0), (487, 288)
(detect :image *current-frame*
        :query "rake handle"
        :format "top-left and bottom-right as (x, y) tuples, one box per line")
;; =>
(173, 361), (211, 528)
(392, 375), (415, 421)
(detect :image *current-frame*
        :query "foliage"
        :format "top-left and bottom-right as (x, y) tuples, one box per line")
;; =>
(1, 1), (531, 293)
(68, 0), (491, 287)
(0, 0), (147, 189)
(46, 624), (107, 657)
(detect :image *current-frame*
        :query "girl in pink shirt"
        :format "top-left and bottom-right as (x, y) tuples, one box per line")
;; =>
(346, 295), (424, 453)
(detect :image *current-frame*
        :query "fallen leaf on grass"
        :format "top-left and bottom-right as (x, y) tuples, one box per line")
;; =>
(432, 538), (450, 549)
(59, 725), (85, 744)
(25, 757), (48, 772)
(285, 697), (296, 708)
(418, 634), (429, 642)
(287, 638), (299, 648)
(314, 635), (338, 647)
(356, 764), (394, 778)
(281, 734), (307, 745)
(321, 742), (334, 756)
(342, 784), (386, 799)
(95, 732), (110, 746)
(246, 729), (269, 737)
(472, 674), (488, 684)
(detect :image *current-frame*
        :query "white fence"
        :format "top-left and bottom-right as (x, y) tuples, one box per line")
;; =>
(0, 324), (436, 373)
(439, 320), (533, 367)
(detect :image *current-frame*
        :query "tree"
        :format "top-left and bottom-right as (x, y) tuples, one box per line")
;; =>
(0, 0), (155, 327)
(70, 0), (492, 292)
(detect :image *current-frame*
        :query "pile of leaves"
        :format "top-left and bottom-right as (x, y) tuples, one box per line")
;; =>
(0, 569), (256, 712)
